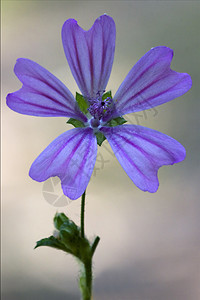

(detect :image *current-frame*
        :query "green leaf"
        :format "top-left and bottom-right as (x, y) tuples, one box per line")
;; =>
(102, 90), (112, 101)
(95, 132), (106, 146)
(34, 236), (71, 253)
(108, 116), (127, 127)
(67, 118), (85, 128)
(76, 92), (89, 114)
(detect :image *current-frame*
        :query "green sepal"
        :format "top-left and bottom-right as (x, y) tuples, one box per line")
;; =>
(59, 222), (90, 261)
(76, 92), (89, 114)
(108, 116), (127, 127)
(34, 235), (72, 253)
(60, 220), (80, 237)
(54, 212), (70, 230)
(59, 227), (80, 258)
(95, 132), (106, 146)
(102, 90), (112, 100)
(67, 118), (85, 128)
(55, 213), (84, 259)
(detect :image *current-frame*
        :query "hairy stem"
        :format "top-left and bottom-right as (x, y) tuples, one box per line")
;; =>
(79, 258), (92, 300)
(79, 190), (100, 299)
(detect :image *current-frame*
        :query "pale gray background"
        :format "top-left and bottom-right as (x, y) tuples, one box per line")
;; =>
(2, 1), (200, 299)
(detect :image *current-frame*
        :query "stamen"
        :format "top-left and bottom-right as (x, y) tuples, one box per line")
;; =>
(87, 91), (114, 123)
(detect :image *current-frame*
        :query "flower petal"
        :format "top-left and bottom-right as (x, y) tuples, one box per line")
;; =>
(6, 58), (87, 121)
(62, 15), (116, 99)
(29, 127), (97, 200)
(101, 125), (186, 192)
(114, 47), (192, 116)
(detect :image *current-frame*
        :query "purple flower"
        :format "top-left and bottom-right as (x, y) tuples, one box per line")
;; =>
(7, 15), (192, 200)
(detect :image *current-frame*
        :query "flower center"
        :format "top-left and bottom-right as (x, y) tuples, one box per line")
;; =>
(87, 91), (114, 123)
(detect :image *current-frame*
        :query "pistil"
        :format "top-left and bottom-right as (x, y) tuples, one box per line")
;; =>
(87, 91), (114, 126)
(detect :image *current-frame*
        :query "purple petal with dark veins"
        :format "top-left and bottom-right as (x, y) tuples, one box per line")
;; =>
(62, 15), (116, 99)
(114, 47), (192, 116)
(6, 58), (87, 121)
(29, 127), (97, 200)
(101, 125), (186, 192)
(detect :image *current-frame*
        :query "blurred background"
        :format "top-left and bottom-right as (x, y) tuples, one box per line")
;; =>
(2, 1), (200, 299)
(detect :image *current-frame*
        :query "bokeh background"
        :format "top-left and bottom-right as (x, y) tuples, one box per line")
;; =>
(2, 1), (200, 299)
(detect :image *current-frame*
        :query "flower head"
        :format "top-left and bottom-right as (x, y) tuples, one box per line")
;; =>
(7, 15), (192, 200)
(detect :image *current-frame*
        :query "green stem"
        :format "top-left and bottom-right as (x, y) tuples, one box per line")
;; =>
(81, 190), (86, 239)
(85, 259), (92, 299)
(80, 190), (92, 299)
(79, 190), (100, 300)
(79, 258), (92, 300)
